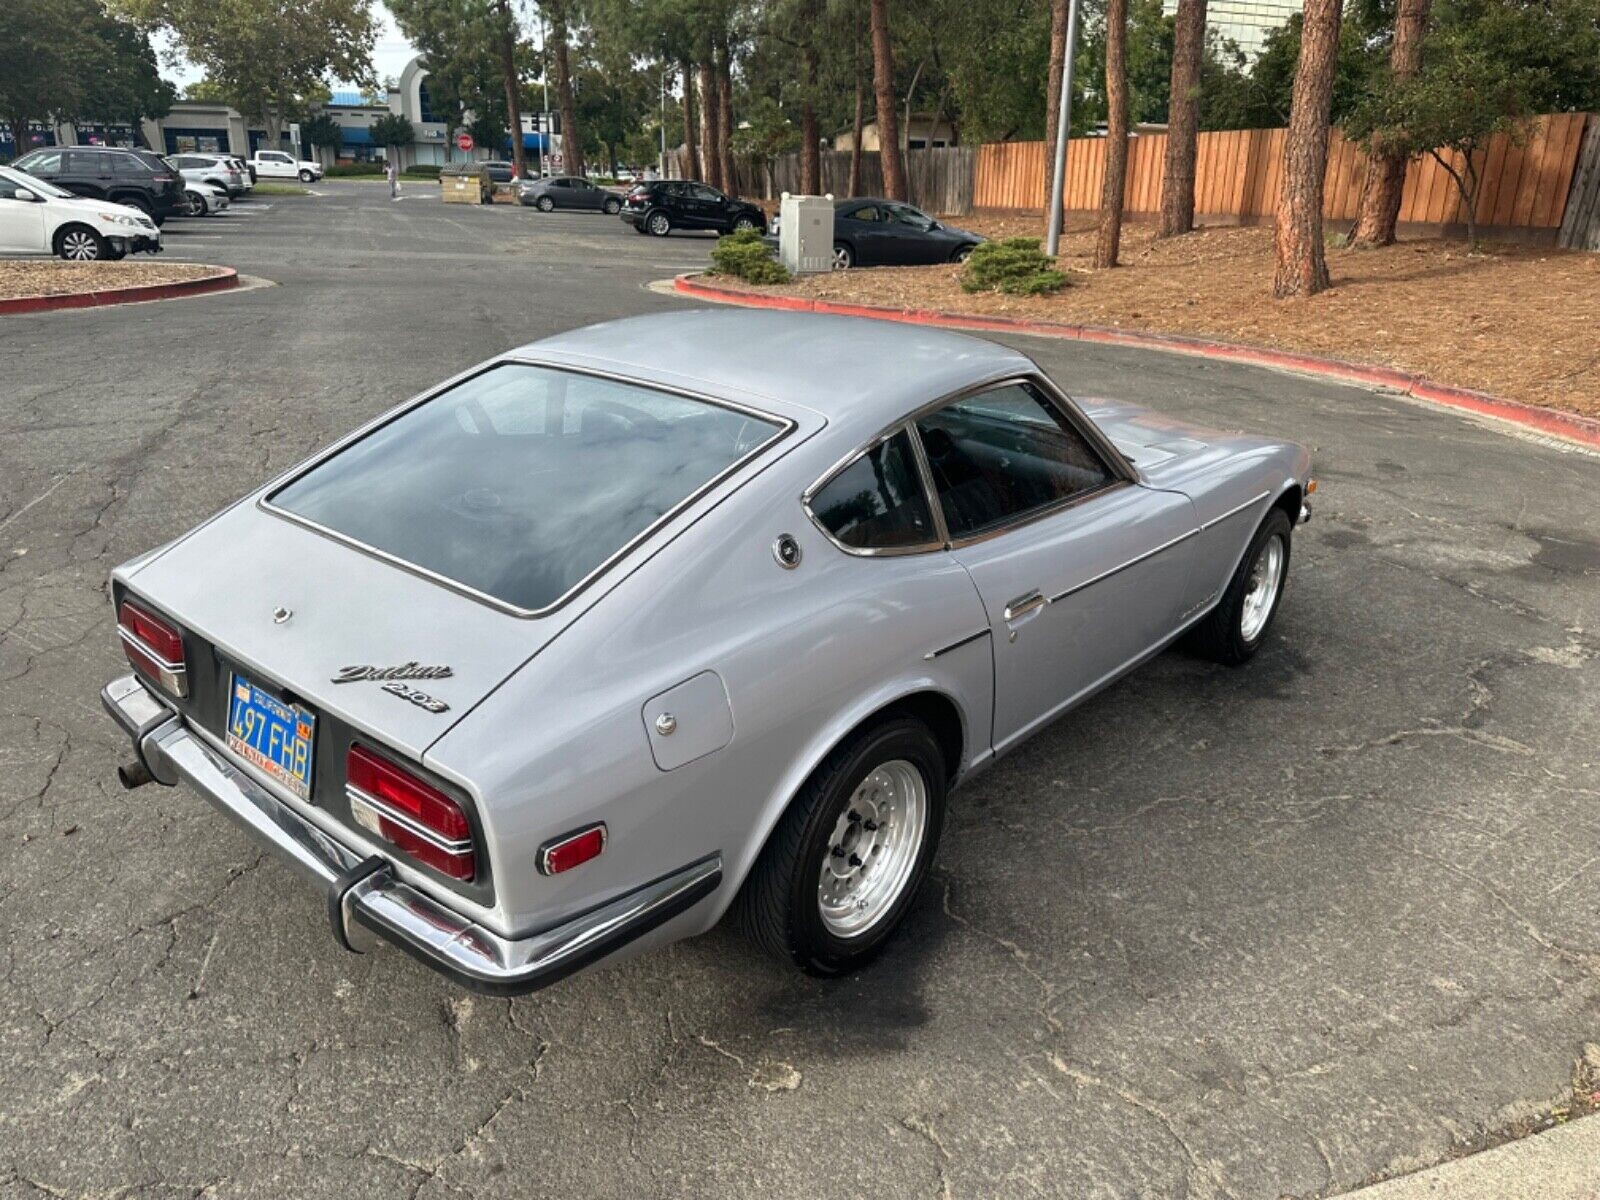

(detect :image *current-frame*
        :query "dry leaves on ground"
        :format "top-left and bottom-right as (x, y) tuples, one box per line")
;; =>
(757, 222), (1600, 419)
(0, 260), (224, 301)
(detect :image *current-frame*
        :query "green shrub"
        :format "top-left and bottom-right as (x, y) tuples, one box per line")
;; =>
(710, 228), (790, 285)
(960, 237), (1069, 296)
(326, 162), (384, 177)
(402, 164), (441, 179)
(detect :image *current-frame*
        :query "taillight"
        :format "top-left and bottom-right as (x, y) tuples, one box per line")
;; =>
(118, 599), (188, 697)
(346, 744), (475, 880)
(539, 824), (606, 875)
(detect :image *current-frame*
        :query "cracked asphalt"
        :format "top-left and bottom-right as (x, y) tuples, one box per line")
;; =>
(3, 182), (1599, 1199)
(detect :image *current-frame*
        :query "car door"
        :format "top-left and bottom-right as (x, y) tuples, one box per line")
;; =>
(575, 179), (604, 210)
(882, 203), (945, 264)
(686, 183), (725, 229)
(64, 150), (113, 199)
(838, 204), (889, 264)
(258, 152), (290, 179)
(0, 176), (48, 252)
(914, 378), (1199, 752)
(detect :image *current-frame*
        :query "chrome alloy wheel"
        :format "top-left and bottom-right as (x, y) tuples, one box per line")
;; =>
(648, 211), (671, 235)
(1240, 533), (1285, 642)
(60, 230), (101, 260)
(831, 244), (852, 270)
(817, 759), (928, 938)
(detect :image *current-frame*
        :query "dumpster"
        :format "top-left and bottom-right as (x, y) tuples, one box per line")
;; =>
(440, 163), (492, 205)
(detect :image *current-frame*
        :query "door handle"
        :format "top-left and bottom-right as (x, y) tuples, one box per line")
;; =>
(1003, 590), (1048, 623)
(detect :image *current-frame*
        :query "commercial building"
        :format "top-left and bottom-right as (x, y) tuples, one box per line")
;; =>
(1162, 0), (1304, 57)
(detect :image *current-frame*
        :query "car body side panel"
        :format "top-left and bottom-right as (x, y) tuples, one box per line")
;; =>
(426, 450), (995, 938)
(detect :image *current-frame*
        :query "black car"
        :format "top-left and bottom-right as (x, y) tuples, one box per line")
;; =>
(519, 175), (623, 214)
(12, 146), (187, 225)
(620, 180), (766, 237)
(809, 198), (982, 269)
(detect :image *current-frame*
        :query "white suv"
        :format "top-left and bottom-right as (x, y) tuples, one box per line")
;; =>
(0, 165), (161, 260)
(248, 150), (323, 182)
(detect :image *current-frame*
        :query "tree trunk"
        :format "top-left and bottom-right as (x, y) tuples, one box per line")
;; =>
(680, 57), (700, 179)
(800, 41), (820, 194)
(1096, 0), (1130, 267)
(1349, 0), (1431, 248)
(1043, 0), (1069, 199)
(548, 1), (583, 179)
(495, 0), (524, 179)
(716, 39), (735, 195)
(1271, 0), (1341, 297)
(698, 61), (721, 189)
(849, 10), (865, 196)
(1159, 0), (1207, 235)
(870, 0), (905, 201)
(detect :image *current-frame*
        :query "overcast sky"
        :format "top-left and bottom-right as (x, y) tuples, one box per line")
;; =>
(156, 2), (421, 93)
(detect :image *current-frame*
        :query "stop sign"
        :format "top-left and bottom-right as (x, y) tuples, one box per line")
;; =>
(456, 133), (474, 151)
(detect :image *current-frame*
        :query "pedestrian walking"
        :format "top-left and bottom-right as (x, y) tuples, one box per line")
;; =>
(387, 156), (400, 200)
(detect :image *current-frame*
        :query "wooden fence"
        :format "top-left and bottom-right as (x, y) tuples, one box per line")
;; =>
(973, 112), (1592, 232)
(666, 146), (977, 214)
(1558, 117), (1600, 249)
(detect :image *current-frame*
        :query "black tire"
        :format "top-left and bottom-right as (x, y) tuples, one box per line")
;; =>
(735, 718), (946, 977)
(832, 241), (853, 270)
(299, 169), (314, 182)
(54, 225), (106, 261)
(603, 197), (621, 215)
(732, 214), (759, 232)
(1186, 506), (1293, 666)
(187, 192), (208, 217)
(536, 195), (554, 212)
(646, 209), (671, 237)
(952, 245), (974, 263)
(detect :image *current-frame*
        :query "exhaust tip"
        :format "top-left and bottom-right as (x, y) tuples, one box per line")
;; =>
(117, 760), (155, 790)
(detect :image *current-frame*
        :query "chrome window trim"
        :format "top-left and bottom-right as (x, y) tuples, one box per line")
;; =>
(259, 361), (797, 620)
(800, 423), (946, 558)
(801, 371), (1138, 559)
(347, 784), (474, 856)
(911, 374), (1135, 549)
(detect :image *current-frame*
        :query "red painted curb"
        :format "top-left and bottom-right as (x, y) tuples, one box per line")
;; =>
(674, 274), (1600, 451)
(0, 267), (239, 315)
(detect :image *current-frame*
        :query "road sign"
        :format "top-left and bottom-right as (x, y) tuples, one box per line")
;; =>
(456, 133), (474, 151)
(548, 154), (562, 168)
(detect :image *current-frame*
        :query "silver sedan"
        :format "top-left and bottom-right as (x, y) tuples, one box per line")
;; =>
(102, 311), (1313, 994)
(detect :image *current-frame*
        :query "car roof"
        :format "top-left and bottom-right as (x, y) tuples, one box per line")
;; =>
(513, 310), (1036, 445)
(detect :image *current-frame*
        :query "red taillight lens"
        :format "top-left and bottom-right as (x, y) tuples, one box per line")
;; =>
(539, 824), (606, 875)
(346, 744), (475, 880)
(117, 599), (188, 697)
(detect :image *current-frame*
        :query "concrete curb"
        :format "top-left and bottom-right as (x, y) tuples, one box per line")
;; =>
(673, 273), (1600, 452)
(0, 266), (239, 315)
(1340, 1113), (1600, 1200)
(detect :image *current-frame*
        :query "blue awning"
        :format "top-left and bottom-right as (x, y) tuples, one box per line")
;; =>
(521, 132), (550, 152)
(341, 126), (374, 145)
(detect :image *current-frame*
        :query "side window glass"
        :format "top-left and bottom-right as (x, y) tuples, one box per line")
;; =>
(113, 154), (146, 176)
(915, 382), (1115, 538)
(849, 206), (881, 222)
(810, 430), (937, 551)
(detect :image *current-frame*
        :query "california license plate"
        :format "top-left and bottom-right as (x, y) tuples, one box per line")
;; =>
(226, 673), (316, 802)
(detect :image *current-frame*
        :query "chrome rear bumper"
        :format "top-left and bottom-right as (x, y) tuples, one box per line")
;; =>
(101, 673), (721, 995)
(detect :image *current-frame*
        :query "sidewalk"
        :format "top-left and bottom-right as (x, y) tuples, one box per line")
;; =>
(1344, 1115), (1600, 1200)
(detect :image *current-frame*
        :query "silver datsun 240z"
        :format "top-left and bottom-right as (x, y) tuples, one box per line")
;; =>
(103, 310), (1313, 994)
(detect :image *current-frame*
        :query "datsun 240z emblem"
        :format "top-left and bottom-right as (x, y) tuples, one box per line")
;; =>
(331, 662), (453, 713)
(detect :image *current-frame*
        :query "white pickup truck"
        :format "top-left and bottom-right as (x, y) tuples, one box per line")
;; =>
(248, 150), (323, 182)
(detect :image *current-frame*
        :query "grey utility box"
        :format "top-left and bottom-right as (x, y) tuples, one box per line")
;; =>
(778, 192), (835, 275)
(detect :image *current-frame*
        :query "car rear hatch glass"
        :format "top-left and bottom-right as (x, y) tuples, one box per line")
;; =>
(266, 363), (789, 616)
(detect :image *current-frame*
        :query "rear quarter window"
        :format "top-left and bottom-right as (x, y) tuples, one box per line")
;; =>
(269, 364), (789, 614)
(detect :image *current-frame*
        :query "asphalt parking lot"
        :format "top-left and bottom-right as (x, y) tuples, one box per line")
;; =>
(2, 181), (1598, 1199)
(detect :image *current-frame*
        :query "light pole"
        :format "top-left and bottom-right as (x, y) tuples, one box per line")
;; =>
(659, 68), (668, 179)
(539, 12), (551, 178)
(1045, 0), (1082, 257)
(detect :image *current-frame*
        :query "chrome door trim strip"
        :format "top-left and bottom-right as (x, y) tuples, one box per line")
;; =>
(1200, 489), (1272, 531)
(923, 628), (991, 661)
(1048, 527), (1201, 604)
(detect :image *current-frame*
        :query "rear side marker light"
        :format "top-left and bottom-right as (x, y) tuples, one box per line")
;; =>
(539, 824), (607, 876)
(117, 599), (188, 698)
(346, 745), (476, 881)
